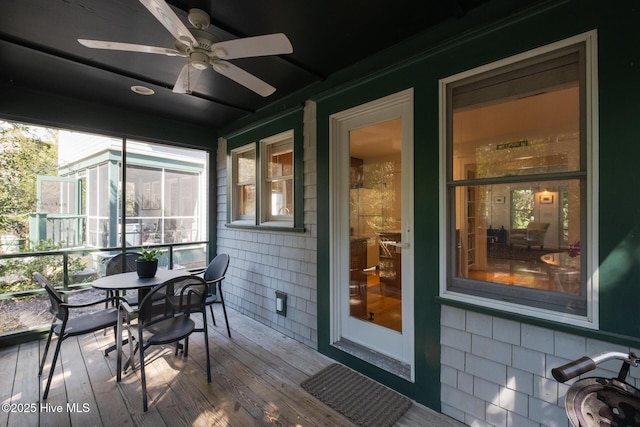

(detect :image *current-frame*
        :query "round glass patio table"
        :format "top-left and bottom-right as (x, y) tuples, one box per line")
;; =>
(540, 252), (580, 269)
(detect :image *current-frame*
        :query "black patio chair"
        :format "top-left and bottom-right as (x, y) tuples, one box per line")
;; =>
(191, 253), (231, 337)
(106, 252), (141, 276)
(104, 252), (141, 306)
(35, 272), (121, 400)
(117, 275), (211, 411)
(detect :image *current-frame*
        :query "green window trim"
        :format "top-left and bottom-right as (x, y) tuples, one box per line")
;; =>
(225, 108), (304, 231)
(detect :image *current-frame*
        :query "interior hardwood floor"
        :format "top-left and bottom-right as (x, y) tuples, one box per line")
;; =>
(468, 258), (556, 291)
(0, 304), (464, 427)
(366, 284), (402, 332)
(359, 268), (402, 332)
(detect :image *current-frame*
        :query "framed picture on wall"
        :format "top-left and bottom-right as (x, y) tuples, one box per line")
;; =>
(540, 194), (554, 204)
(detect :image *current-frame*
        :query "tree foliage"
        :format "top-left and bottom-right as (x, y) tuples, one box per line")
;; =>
(0, 122), (59, 237)
(0, 239), (87, 293)
(511, 189), (534, 229)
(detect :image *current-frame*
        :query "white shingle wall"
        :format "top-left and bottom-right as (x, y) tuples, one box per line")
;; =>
(215, 101), (318, 348)
(440, 305), (640, 426)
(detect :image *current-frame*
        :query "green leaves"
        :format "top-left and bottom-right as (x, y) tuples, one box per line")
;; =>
(0, 122), (58, 236)
(139, 246), (162, 261)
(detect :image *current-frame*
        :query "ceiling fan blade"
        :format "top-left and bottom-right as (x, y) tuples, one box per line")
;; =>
(173, 63), (204, 94)
(211, 60), (276, 97)
(78, 39), (184, 56)
(139, 0), (197, 46)
(211, 33), (293, 60)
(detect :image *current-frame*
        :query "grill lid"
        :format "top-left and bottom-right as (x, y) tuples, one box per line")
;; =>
(565, 377), (640, 426)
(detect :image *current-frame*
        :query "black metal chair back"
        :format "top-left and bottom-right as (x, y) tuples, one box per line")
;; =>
(105, 252), (141, 275)
(121, 275), (211, 411)
(34, 272), (119, 400)
(104, 252), (142, 306)
(204, 252), (230, 283)
(202, 253), (231, 337)
(40, 273), (68, 322)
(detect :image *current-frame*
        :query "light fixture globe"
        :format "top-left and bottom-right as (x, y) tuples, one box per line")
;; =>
(190, 51), (209, 70)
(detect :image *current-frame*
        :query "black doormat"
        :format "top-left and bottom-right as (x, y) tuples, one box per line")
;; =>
(301, 363), (412, 427)
(488, 244), (556, 262)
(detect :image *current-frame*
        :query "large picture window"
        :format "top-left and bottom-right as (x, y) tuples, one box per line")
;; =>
(440, 32), (597, 324)
(0, 120), (209, 335)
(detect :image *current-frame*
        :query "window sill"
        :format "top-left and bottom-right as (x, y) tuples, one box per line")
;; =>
(434, 294), (640, 348)
(437, 290), (594, 329)
(226, 221), (305, 233)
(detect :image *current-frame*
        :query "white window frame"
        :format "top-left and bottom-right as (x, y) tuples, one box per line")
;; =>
(229, 130), (296, 228)
(260, 130), (294, 226)
(230, 143), (256, 224)
(438, 31), (599, 328)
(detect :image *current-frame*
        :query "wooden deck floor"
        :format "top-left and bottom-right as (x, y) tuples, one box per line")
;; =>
(0, 305), (464, 427)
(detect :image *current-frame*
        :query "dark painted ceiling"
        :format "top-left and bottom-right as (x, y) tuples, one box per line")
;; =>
(0, 0), (492, 131)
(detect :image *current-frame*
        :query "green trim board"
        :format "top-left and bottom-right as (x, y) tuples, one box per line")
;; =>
(125, 152), (206, 172)
(58, 150), (117, 175)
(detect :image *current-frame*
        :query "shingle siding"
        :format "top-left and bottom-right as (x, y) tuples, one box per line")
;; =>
(440, 305), (640, 426)
(215, 101), (318, 348)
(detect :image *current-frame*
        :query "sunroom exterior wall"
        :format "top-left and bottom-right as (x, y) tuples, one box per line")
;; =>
(215, 101), (318, 348)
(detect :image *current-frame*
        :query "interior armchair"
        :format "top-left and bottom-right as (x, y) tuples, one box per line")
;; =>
(509, 222), (550, 250)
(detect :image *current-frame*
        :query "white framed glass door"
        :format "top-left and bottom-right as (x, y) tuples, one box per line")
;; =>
(329, 89), (414, 379)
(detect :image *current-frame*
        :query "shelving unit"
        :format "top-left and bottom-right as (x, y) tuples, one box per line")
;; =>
(466, 170), (476, 268)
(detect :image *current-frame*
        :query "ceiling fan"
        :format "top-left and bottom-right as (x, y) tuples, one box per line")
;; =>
(78, 0), (292, 96)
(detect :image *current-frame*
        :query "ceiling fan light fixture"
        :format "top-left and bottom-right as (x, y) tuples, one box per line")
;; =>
(190, 51), (209, 70)
(131, 85), (155, 95)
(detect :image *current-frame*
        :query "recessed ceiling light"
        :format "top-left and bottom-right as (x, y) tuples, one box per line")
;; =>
(130, 85), (154, 96)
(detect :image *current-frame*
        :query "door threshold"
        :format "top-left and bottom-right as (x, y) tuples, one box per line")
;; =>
(332, 338), (412, 381)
